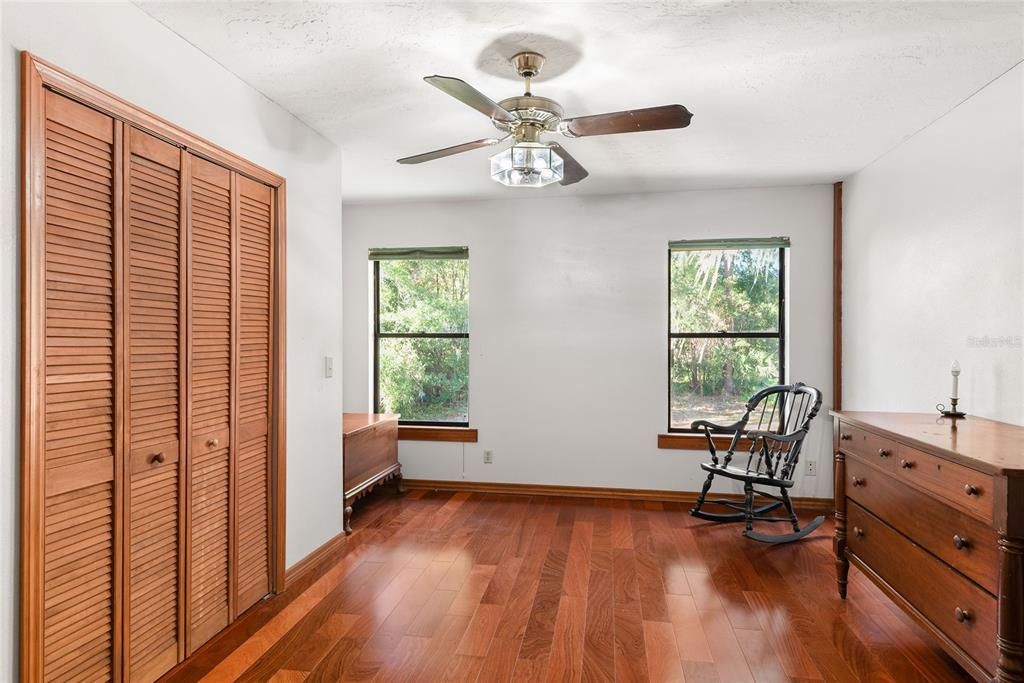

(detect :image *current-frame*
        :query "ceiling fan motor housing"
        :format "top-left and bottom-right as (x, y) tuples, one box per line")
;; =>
(494, 95), (564, 141)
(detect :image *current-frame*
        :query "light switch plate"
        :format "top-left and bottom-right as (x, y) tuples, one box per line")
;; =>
(324, 356), (334, 378)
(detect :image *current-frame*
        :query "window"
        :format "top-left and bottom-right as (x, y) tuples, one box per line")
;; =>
(668, 238), (788, 431)
(372, 247), (469, 425)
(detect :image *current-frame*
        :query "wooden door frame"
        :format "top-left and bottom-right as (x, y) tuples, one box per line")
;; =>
(19, 51), (288, 678)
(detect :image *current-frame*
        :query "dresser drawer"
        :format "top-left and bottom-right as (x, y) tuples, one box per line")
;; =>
(846, 458), (999, 594)
(848, 502), (997, 673)
(895, 445), (994, 523)
(837, 421), (897, 471)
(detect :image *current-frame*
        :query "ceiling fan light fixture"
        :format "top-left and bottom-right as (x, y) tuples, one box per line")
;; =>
(490, 142), (564, 187)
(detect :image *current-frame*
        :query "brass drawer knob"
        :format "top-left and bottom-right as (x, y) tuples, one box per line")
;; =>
(851, 476), (865, 487)
(207, 438), (219, 448)
(877, 448), (890, 458)
(955, 607), (971, 623)
(953, 534), (970, 550)
(900, 459), (915, 469)
(964, 484), (978, 497)
(853, 526), (864, 537)
(149, 451), (165, 465)
(840, 433), (852, 441)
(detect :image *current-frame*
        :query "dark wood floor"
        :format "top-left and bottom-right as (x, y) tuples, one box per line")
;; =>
(170, 489), (972, 682)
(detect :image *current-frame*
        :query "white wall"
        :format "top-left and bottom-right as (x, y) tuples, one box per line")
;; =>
(843, 64), (1024, 424)
(0, 3), (345, 678)
(343, 186), (834, 502)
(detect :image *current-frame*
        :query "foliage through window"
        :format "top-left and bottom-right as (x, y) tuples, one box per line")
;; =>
(669, 240), (786, 431)
(374, 249), (469, 425)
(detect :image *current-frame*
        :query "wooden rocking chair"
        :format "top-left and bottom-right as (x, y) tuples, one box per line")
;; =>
(689, 382), (824, 543)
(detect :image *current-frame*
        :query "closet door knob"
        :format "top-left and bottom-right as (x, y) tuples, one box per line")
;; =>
(207, 438), (219, 448)
(149, 451), (165, 464)
(953, 534), (969, 550)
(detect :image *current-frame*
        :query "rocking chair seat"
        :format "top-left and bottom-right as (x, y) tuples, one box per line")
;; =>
(699, 462), (796, 488)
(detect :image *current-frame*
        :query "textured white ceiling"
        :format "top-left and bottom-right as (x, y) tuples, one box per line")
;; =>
(138, 1), (1023, 202)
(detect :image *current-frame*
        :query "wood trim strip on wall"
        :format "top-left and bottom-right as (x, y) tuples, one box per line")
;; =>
(19, 52), (45, 683)
(833, 180), (843, 411)
(401, 478), (835, 514)
(397, 425), (479, 442)
(657, 433), (736, 450)
(272, 183), (288, 593)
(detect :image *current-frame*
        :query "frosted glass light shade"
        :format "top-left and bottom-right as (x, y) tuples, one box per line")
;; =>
(490, 143), (564, 187)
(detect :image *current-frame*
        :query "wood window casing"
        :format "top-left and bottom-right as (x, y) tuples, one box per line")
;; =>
(20, 52), (287, 681)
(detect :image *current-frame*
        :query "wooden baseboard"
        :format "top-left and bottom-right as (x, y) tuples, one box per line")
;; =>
(402, 479), (834, 514)
(284, 529), (349, 589)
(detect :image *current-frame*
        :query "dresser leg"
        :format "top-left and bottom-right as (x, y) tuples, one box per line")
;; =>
(343, 505), (353, 535)
(834, 448), (848, 599)
(997, 537), (1024, 682)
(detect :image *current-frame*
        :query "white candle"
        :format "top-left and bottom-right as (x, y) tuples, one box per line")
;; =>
(951, 360), (961, 399)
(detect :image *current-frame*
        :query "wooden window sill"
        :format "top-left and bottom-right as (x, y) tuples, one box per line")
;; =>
(657, 433), (734, 450)
(398, 425), (479, 443)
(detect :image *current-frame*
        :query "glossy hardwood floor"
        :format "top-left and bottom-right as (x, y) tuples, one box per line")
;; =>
(166, 489), (972, 682)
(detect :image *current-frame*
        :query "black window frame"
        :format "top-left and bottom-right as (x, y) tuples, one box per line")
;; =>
(667, 245), (786, 433)
(372, 259), (470, 427)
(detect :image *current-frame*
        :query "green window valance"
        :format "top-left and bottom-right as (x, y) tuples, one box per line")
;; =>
(368, 246), (468, 261)
(669, 237), (790, 252)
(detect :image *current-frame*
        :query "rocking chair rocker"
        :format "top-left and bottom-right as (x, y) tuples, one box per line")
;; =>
(689, 382), (824, 544)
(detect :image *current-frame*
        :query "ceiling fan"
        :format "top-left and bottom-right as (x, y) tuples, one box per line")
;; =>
(397, 51), (693, 188)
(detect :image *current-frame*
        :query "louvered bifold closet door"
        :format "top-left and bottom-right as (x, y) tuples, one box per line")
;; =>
(37, 90), (121, 683)
(235, 176), (274, 612)
(187, 156), (233, 652)
(123, 128), (185, 682)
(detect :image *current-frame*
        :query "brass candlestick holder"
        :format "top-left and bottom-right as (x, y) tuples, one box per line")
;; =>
(937, 397), (966, 419)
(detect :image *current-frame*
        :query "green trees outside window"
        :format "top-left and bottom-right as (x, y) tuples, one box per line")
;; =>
(669, 246), (785, 430)
(374, 257), (469, 424)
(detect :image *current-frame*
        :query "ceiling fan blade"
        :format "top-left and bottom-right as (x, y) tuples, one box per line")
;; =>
(560, 104), (693, 137)
(396, 136), (508, 165)
(424, 75), (517, 123)
(549, 143), (589, 186)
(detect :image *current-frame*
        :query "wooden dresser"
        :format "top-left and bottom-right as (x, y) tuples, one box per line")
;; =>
(342, 413), (402, 533)
(832, 411), (1024, 682)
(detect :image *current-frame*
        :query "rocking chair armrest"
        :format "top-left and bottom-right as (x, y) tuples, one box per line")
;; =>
(744, 429), (804, 444)
(691, 420), (746, 465)
(689, 419), (745, 434)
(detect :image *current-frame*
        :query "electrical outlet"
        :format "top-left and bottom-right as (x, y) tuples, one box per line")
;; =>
(483, 450), (493, 464)
(806, 460), (817, 476)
